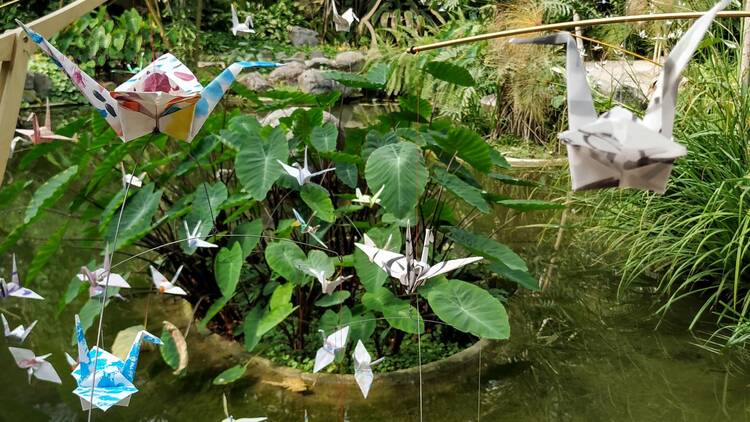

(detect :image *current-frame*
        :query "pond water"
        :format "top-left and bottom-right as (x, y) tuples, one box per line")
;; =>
(1, 112), (749, 421)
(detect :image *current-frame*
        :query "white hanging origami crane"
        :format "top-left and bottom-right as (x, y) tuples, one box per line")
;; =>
(2, 313), (36, 343)
(293, 209), (328, 248)
(352, 340), (383, 398)
(120, 162), (146, 188)
(355, 227), (482, 294)
(353, 185), (384, 207)
(18, 21), (278, 142)
(184, 220), (218, 249)
(278, 147), (335, 186)
(8, 347), (62, 384)
(509, 0), (728, 193)
(331, 0), (359, 32)
(78, 245), (131, 298)
(0, 254), (43, 300)
(230, 3), (255, 36)
(71, 314), (163, 411)
(221, 393), (267, 422)
(15, 98), (76, 145)
(297, 259), (352, 294)
(313, 325), (349, 373)
(150, 265), (187, 295)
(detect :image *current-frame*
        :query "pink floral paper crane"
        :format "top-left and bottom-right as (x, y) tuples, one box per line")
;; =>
(15, 98), (76, 145)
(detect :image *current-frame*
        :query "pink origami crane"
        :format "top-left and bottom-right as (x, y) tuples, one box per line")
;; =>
(15, 99), (75, 145)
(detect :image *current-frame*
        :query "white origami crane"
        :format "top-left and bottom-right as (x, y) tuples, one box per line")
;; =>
(71, 314), (162, 411)
(313, 325), (349, 373)
(1, 313), (36, 343)
(9, 347), (62, 384)
(77, 245), (131, 298)
(352, 340), (383, 398)
(510, 0), (728, 193)
(231, 3), (255, 36)
(18, 21), (277, 142)
(293, 209), (327, 248)
(15, 98), (76, 145)
(221, 393), (267, 422)
(278, 147), (335, 186)
(355, 227), (483, 294)
(331, 0), (359, 32)
(353, 185), (384, 207)
(297, 260), (352, 295)
(150, 265), (187, 295)
(120, 162), (146, 188)
(0, 254), (43, 300)
(184, 220), (218, 249)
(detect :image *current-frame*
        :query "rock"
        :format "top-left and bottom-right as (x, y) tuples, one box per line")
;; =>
(480, 94), (496, 112)
(197, 61), (227, 68)
(585, 60), (660, 106)
(257, 50), (275, 62)
(305, 57), (335, 69)
(333, 51), (365, 71)
(310, 50), (326, 59)
(241, 72), (271, 92)
(261, 107), (340, 128)
(24, 73), (52, 99)
(268, 62), (306, 84)
(24, 73), (34, 90)
(288, 26), (318, 47)
(298, 69), (353, 96)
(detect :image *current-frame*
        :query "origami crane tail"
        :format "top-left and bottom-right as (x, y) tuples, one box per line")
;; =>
(121, 330), (162, 382)
(642, 0), (729, 139)
(74, 314), (92, 380)
(189, 61), (279, 141)
(15, 20), (124, 138)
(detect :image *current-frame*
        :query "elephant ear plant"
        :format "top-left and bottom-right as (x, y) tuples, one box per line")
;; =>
(0, 63), (557, 376)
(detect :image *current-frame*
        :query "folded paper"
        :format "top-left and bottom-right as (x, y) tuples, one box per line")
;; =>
(353, 185), (384, 207)
(150, 265), (187, 295)
(9, 347), (62, 384)
(184, 220), (218, 249)
(313, 326), (349, 373)
(231, 3), (255, 36)
(15, 98), (76, 145)
(78, 245), (131, 298)
(0, 254), (43, 300)
(352, 340), (383, 398)
(331, 0), (359, 32)
(278, 147), (335, 186)
(293, 209), (328, 248)
(2, 314), (36, 343)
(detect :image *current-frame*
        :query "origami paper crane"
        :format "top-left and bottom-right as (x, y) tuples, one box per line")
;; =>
(313, 325), (349, 373)
(297, 259), (352, 295)
(355, 227), (483, 294)
(231, 3), (255, 36)
(78, 246), (131, 298)
(184, 220), (218, 249)
(510, 0), (728, 193)
(352, 340), (383, 398)
(0, 254), (43, 300)
(15, 98), (76, 145)
(2, 313), (36, 343)
(18, 21), (278, 142)
(293, 209), (327, 248)
(120, 163), (146, 188)
(353, 185), (384, 207)
(9, 347), (62, 384)
(278, 147), (335, 186)
(222, 393), (267, 422)
(331, 0), (359, 32)
(71, 314), (162, 411)
(150, 265), (186, 295)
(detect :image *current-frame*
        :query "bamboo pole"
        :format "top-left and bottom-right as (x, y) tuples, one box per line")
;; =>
(409, 10), (750, 54)
(740, 0), (750, 86)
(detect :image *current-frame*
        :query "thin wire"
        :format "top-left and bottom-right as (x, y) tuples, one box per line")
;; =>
(87, 139), (149, 422)
(477, 341), (482, 421)
(416, 294), (423, 422)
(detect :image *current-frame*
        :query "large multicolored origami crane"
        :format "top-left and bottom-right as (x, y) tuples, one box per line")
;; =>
(71, 315), (162, 411)
(17, 21), (278, 142)
(509, 0), (728, 193)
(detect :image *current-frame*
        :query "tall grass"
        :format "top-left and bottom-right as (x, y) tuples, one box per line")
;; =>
(580, 40), (750, 348)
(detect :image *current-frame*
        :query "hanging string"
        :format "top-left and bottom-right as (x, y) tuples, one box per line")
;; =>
(477, 340), (482, 421)
(415, 294), (423, 422)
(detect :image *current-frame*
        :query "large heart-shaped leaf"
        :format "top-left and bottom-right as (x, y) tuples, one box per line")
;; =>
(186, 181), (228, 231)
(310, 123), (338, 153)
(220, 115), (262, 150)
(423, 61), (475, 87)
(265, 241), (306, 282)
(447, 228), (528, 271)
(24, 165), (78, 224)
(362, 287), (423, 334)
(432, 167), (489, 213)
(214, 243), (243, 298)
(365, 142), (427, 219)
(235, 127), (288, 200)
(300, 184), (335, 223)
(421, 279), (509, 339)
(106, 183), (163, 250)
(228, 219), (263, 258)
(315, 291), (350, 307)
(434, 128), (491, 172)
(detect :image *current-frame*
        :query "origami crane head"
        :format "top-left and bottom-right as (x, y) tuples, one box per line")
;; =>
(71, 314), (162, 411)
(510, 0), (728, 193)
(18, 20), (278, 142)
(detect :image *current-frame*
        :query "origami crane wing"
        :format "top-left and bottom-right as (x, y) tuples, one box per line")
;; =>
(353, 340), (380, 398)
(418, 256), (484, 281)
(8, 254), (43, 300)
(642, 0), (729, 138)
(2, 314), (37, 343)
(313, 326), (349, 373)
(9, 347), (62, 384)
(231, 3), (240, 28)
(354, 242), (407, 280)
(279, 160), (303, 183)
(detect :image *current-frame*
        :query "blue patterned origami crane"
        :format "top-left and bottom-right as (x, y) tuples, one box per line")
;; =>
(71, 315), (162, 411)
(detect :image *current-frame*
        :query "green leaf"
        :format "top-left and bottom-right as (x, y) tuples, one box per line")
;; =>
(349, 311), (376, 345)
(315, 290), (351, 307)
(265, 241), (306, 282)
(495, 199), (565, 212)
(322, 63), (388, 89)
(160, 321), (188, 375)
(221, 115), (261, 150)
(365, 142), (428, 219)
(0, 180), (31, 208)
(398, 95), (432, 121)
(432, 167), (489, 213)
(300, 184), (335, 223)
(24, 165), (78, 224)
(214, 243), (243, 298)
(302, 250), (335, 280)
(320, 307), (353, 334)
(106, 183), (163, 250)
(242, 306), (264, 352)
(421, 279), (509, 339)
(490, 149), (511, 169)
(447, 228), (528, 271)
(198, 295), (233, 331)
(228, 219), (263, 258)
(489, 173), (536, 187)
(488, 262), (539, 291)
(435, 128), (491, 172)
(336, 162), (358, 189)
(187, 181), (228, 230)
(310, 123), (338, 153)
(58, 273), (87, 315)
(362, 287), (423, 334)
(269, 282), (295, 310)
(235, 127), (288, 200)
(25, 222), (68, 285)
(424, 61), (475, 87)
(212, 364), (246, 385)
